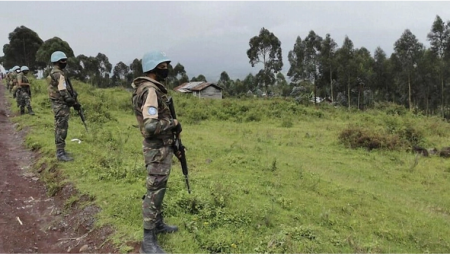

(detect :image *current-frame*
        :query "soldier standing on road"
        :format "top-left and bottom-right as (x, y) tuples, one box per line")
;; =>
(47, 51), (80, 162)
(15, 66), (35, 115)
(131, 51), (181, 254)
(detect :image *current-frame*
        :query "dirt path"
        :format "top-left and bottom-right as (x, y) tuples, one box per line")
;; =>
(0, 81), (118, 253)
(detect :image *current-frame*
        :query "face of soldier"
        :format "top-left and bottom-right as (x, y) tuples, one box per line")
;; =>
(58, 59), (67, 69)
(23, 71), (29, 75)
(155, 62), (169, 81)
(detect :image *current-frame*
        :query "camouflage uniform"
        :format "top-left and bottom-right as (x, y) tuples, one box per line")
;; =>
(47, 66), (76, 159)
(10, 72), (18, 94)
(132, 76), (177, 230)
(16, 72), (34, 115)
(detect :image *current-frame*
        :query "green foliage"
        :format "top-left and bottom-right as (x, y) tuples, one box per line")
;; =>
(3, 26), (44, 70)
(35, 36), (74, 68)
(7, 77), (450, 254)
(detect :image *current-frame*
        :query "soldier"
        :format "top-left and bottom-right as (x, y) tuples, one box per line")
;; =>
(4, 70), (9, 89)
(47, 51), (80, 162)
(15, 66), (35, 115)
(131, 51), (181, 254)
(10, 66), (20, 94)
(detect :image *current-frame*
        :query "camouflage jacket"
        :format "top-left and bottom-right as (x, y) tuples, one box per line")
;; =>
(46, 66), (73, 101)
(131, 77), (175, 143)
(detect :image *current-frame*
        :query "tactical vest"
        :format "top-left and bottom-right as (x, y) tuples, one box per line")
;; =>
(132, 77), (173, 143)
(18, 73), (29, 86)
(47, 68), (65, 100)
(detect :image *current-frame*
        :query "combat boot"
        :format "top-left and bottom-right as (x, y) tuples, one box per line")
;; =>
(139, 229), (165, 254)
(56, 149), (73, 162)
(27, 106), (35, 115)
(155, 213), (178, 234)
(20, 107), (25, 115)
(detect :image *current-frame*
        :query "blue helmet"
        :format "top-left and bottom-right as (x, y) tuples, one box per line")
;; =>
(21, 66), (29, 71)
(12, 66), (20, 71)
(51, 51), (67, 62)
(142, 51), (171, 73)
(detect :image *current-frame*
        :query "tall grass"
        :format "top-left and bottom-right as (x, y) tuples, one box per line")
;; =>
(6, 77), (450, 253)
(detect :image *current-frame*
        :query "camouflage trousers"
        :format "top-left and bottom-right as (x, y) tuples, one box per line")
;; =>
(142, 140), (173, 230)
(17, 88), (31, 109)
(51, 100), (70, 150)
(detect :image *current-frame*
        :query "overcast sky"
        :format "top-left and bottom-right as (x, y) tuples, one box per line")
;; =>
(2, 1), (450, 82)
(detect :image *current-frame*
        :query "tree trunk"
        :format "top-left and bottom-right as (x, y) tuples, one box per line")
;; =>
(441, 77), (444, 118)
(347, 78), (351, 110)
(408, 73), (412, 112)
(330, 65), (333, 102)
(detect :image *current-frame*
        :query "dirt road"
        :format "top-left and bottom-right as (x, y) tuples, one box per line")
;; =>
(0, 82), (118, 253)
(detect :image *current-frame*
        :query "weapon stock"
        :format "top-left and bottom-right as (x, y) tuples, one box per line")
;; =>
(167, 97), (191, 194)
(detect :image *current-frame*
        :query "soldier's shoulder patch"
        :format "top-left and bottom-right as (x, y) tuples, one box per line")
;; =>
(148, 107), (157, 115)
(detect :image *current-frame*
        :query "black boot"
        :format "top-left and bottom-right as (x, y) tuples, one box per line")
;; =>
(27, 106), (35, 115)
(155, 213), (178, 234)
(56, 149), (73, 162)
(139, 229), (165, 254)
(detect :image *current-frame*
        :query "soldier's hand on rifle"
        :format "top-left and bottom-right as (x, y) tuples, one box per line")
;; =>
(73, 102), (81, 111)
(173, 119), (182, 134)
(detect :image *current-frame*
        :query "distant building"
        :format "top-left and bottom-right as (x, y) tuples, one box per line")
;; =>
(174, 81), (223, 99)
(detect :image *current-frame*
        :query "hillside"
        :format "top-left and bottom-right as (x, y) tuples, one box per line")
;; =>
(4, 77), (450, 253)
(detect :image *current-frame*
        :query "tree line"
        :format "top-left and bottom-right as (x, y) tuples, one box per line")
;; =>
(1, 15), (450, 118)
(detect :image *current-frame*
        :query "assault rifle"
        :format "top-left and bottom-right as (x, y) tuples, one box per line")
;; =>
(167, 97), (191, 194)
(65, 77), (88, 132)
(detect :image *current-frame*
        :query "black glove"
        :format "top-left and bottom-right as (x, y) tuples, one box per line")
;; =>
(73, 103), (81, 111)
(65, 97), (75, 107)
(174, 122), (182, 134)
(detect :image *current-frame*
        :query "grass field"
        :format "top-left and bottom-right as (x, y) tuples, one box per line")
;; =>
(5, 77), (450, 253)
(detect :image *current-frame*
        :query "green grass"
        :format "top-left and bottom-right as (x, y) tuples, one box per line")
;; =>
(5, 77), (450, 253)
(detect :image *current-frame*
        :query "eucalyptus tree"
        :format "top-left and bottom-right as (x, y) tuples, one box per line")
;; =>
(2, 26), (43, 70)
(353, 47), (374, 109)
(287, 36), (306, 82)
(243, 73), (257, 93)
(320, 34), (338, 101)
(167, 63), (188, 89)
(373, 47), (389, 101)
(112, 61), (130, 87)
(336, 36), (356, 109)
(394, 29), (424, 111)
(247, 27), (283, 93)
(303, 30), (323, 104)
(130, 58), (143, 79)
(427, 15), (450, 117)
(415, 49), (440, 115)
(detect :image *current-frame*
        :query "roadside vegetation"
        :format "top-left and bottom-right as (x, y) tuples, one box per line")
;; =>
(6, 77), (450, 253)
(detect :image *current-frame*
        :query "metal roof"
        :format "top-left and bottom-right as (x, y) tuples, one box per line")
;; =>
(174, 82), (222, 92)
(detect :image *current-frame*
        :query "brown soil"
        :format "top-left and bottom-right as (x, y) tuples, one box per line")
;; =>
(0, 82), (130, 253)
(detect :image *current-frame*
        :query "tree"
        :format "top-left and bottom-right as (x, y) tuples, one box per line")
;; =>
(95, 53), (112, 87)
(35, 37), (74, 70)
(336, 36), (356, 109)
(320, 34), (338, 100)
(112, 61), (130, 87)
(394, 29), (424, 111)
(353, 47), (374, 109)
(167, 63), (188, 89)
(247, 27), (283, 93)
(2, 26), (43, 70)
(427, 15), (450, 117)
(218, 71), (231, 90)
(287, 36), (306, 82)
(373, 47), (389, 101)
(303, 30), (323, 104)
(130, 58), (143, 80)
